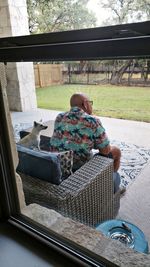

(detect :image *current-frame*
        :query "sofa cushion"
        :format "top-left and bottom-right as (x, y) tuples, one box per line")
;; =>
(19, 130), (51, 151)
(53, 150), (73, 178)
(16, 144), (62, 185)
(40, 135), (51, 151)
(19, 130), (30, 139)
(19, 131), (73, 178)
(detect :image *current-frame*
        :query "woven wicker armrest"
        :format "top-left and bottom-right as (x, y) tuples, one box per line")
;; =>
(20, 155), (119, 227)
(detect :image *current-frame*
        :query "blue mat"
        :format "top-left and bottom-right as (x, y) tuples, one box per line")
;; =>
(112, 140), (150, 188)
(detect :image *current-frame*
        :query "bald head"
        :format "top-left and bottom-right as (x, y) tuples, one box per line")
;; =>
(70, 93), (92, 115)
(70, 93), (86, 108)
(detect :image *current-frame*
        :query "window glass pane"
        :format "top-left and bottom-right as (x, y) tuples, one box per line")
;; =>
(88, 0), (150, 28)
(26, 0), (150, 34)
(1, 58), (150, 264)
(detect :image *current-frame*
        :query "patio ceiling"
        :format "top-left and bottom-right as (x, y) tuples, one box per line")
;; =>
(0, 21), (150, 62)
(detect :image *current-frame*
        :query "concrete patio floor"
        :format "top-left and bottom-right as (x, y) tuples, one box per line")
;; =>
(11, 108), (150, 148)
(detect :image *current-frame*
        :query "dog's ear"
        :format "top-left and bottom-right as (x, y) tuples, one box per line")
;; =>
(39, 119), (43, 123)
(34, 121), (37, 127)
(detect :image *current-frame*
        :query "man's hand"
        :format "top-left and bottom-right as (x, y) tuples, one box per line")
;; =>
(99, 144), (111, 156)
(99, 145), (121, 172)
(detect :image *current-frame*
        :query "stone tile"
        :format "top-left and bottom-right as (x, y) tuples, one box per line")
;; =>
(0, 8), (8, 27)
(15, 173), (26, 210)
(22, 204), (150, 267)
(102, 240), (150, 267)
(117, 163), (150, 246)
(22, 204), (62, 228)
(50, 217), (104, 250)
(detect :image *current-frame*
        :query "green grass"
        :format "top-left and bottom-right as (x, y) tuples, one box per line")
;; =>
(36, 84), (150, 122)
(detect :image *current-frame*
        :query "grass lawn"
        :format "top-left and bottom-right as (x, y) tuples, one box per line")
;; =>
(36, 84), (150, 122)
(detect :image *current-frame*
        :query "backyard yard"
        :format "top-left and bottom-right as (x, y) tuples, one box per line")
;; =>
(36, 84), (150, 122)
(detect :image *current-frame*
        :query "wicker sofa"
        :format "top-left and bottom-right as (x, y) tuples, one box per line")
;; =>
(18, 154), (120, 227)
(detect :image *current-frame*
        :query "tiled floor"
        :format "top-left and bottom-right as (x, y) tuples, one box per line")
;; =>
(117, 163), (150, 246)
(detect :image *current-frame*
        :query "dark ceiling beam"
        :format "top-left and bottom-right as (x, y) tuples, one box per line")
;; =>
(0, 35), (150, 62)
(0, 20), (150, 47)
(0, 21), (150, 62)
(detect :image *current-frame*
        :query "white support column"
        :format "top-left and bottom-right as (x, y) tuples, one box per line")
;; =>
(0, 0), (37, 111)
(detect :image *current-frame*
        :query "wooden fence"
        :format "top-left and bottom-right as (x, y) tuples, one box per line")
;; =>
(34, 64), (63, 87)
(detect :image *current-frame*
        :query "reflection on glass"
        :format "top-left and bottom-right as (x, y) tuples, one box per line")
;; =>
(27, 0), (150, 34)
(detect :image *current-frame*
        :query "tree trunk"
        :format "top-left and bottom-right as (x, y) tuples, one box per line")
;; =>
(110, 60), (133, 85)
(110, 60), (118, 84)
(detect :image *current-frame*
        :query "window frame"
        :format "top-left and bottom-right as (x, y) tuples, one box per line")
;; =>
(0, 21), (150, 62)
(0, 20), (150, 267)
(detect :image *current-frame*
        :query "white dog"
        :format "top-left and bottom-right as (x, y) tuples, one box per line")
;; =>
(17, 121), (48, 150)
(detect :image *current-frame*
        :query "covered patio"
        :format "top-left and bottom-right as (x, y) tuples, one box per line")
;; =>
(11, 108), (150, 245)
(0, 1), (150, 265)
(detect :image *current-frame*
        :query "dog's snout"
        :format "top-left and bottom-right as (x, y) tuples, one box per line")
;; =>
(41, 125), (48, 130)
(39, 124), (48, 129)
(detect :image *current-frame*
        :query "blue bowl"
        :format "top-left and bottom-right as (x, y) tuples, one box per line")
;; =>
(96, 219), (149, 254)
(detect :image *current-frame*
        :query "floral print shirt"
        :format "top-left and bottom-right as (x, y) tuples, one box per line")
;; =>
(50, 107), (110, 169)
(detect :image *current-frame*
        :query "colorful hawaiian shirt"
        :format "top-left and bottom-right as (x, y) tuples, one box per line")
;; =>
(50, 107), (110, 169)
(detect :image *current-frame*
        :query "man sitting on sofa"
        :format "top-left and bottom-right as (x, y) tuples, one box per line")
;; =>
(50, 92), (121, 193)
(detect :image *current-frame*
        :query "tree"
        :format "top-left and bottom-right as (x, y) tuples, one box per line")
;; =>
(27, 0), (97, 33)
(132, 0), (150, 21)
(97, 0), (150, 85)
(99, 0), (150, 26)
